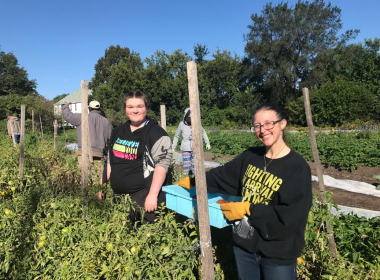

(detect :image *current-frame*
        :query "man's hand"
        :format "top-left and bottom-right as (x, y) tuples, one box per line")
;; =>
(220, 201), (251, 221)
(8, 135), (12, 139)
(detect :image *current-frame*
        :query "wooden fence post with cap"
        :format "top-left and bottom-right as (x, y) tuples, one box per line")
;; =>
(19, 105), (25, 182)
(81, 80), (90, 188)
(187, 61), (215, 280)
(160, 104), (167, 131)
(32, 110), (34, 131)
(54, 119), (58, 151)
(40, 116), (44, 140)
(302, 87), (337, 258)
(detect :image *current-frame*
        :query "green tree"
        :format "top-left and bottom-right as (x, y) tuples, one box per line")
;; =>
(331, 39), (379, 90)
(0, 50), (37, 96)
(198, 49), (245, 126)
(231, 86), (262, 127)
(0, 94), (55, 131)
(23, 94), (55, 131)
(89, 45), (144, 125)
(287, 77), (378, 126)
(193, 43), (209, 65)
(143, 50), (192, 125)
(244, 0), (358, 106)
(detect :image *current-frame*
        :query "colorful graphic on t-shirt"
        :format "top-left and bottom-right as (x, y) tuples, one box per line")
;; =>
(113, 138), (140, 160)
(241, 164), (283, 205)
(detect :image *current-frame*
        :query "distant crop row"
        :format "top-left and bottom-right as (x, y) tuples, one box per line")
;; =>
(199, 129), (380, 171)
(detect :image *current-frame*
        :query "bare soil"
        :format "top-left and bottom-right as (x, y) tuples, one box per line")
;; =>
(308, 161), (380, 211)
(180, 152), (380, 212)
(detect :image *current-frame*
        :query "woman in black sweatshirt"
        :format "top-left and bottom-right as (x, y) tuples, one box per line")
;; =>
(206, 103), (312, 280)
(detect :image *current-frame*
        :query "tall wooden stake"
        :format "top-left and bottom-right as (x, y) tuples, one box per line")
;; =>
(32, 110), (35, 131)
(302, 88), (337, 258)
(54, 119), (58, 151)
(19, 105), (25, 181)
(40, 116), (44, 140)
(187, 61), (215, 280)
(160, 104), (167, 131)
(81, 80), (90, 188)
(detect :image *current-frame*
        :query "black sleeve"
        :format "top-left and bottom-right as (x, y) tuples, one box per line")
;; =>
(248, 162), (312, 241)
(206, 151), (248, 196)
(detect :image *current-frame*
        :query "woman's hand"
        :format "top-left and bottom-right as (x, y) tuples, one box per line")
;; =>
(144, 193), (158, 212)
(145, 166), (167, 212)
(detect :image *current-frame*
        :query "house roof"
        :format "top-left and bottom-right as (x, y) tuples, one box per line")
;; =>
(54, 89), (93, 106)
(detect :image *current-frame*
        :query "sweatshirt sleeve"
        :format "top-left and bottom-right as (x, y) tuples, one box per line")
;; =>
(151, 135), (173, 171)
(201, 126), (210, 145)
(206, 152), (246, 195)
(107, 122), (113, 140)
(248, 163), (312, 241)
(62, 105), (81, 127)
(172, 123), (182, 149)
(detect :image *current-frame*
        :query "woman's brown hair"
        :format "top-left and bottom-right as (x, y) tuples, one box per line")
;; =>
(123, 91), (149, 109)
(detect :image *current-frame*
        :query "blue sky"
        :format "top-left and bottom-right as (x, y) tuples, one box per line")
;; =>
(1, 0), (379, 101)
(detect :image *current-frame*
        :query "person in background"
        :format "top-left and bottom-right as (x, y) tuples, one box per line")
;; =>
(7, 112), (21, 144)
(172, 108), (211, 176)
(101, 91), (172, 223)
(177, 103), (312, 280)
(61, 100), (113, 183)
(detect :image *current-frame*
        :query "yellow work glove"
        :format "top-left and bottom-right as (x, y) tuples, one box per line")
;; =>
(220, 201), (251, 221)
(173, 176), (195, 189)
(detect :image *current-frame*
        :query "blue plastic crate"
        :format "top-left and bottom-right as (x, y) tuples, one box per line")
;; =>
(162, 184), (242, 228)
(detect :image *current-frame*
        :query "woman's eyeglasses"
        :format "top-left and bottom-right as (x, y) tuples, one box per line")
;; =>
(253, 120), (282, 131)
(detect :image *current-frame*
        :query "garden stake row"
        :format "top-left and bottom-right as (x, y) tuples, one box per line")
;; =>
(53, 119), (58, 152)
(187, 61), (215, 280)
(160, 104), (167, 131)
(80, 79), (90, 190)
(19, 105), (26, 185)
(31, 110), (34, 131)
(302, 87), (337, 258)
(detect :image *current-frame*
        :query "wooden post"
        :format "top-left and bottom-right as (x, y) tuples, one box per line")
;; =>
(187, 61), (215, 280)
(19, 105), (25, 181)
(32, 110), (34, 131)
(302, 88), (337, 258)
(40, 116), (44, 140)
(81, 80), (90, 188)
(160, 104), (167, 131)
(54, 119), (58, 151)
